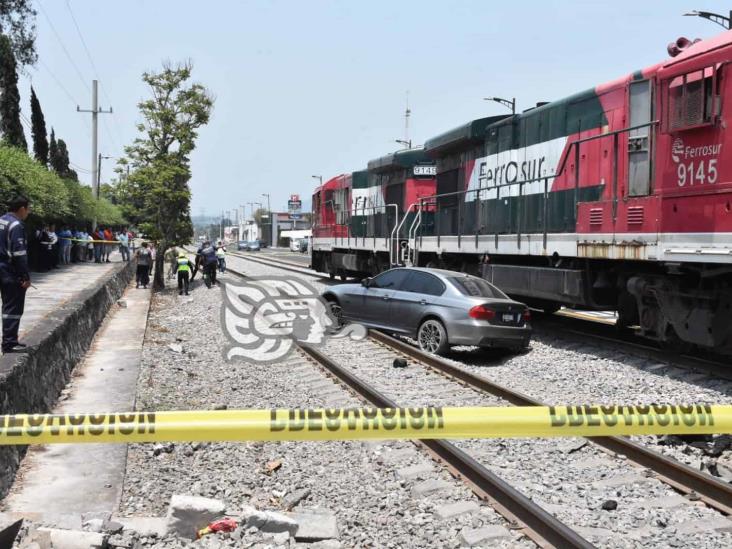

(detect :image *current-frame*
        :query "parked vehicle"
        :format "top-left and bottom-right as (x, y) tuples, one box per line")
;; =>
(289, 238), (304, 252)
(237, 240), (261, 251)
(322, 267), (531, 355)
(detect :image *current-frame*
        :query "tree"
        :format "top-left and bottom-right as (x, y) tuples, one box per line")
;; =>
(48, 127), (58, 168)
(0, 34), (27, 150)
(119, 61), (213, 289)
(0, 0), (37, 67)
(56, 139), (78, 181)
(48, 130), (78, 181)
(30, 86), (48, 164)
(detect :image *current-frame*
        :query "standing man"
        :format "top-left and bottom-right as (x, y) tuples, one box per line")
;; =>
(117, 230), (130, 262)
(175, 251), (193, 295)
(0, 196), (32, 354)
(215, 241), (227, 273)
(196, 240), (218, 288)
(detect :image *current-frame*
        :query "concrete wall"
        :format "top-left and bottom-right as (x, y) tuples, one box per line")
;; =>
(0, 261), (135, 498)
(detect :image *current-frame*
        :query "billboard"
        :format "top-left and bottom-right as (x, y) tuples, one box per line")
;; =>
(288, 193), (302, 214)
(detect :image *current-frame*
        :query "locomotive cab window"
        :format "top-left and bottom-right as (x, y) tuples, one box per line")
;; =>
(665, 66), (718, 131)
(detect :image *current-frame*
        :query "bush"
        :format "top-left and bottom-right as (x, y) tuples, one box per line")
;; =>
(0, 145), (124, 225)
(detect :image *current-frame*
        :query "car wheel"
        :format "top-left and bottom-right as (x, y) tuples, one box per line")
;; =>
(326, 298), (343, 327)
(417, 319), (449, 355)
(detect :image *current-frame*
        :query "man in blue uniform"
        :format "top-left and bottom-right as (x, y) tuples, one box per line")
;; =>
(0, 195), (32, 353)
(196, 241), (218, 288)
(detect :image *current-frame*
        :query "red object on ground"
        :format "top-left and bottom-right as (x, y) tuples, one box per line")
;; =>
(196, 518), (238, 539)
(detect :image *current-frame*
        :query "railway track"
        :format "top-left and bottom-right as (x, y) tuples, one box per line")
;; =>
(534, 311), (732, 382)
(225, 264), (590, 548)
(225, 261), (732, 546)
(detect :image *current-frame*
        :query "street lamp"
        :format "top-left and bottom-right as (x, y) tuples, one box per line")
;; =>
(684, 10), (732, 29)
(395, 139), (412, 149)
(311, 175), (323, 185)
(262, 193), (271, 246)
(483, 96), (516, 115)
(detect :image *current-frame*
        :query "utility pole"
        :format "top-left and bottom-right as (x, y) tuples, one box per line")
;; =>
(77, 80), (113, 226)
(97, 154), (113, 199)
(404, 91), (411, 147)
(262, 193), (271, 246)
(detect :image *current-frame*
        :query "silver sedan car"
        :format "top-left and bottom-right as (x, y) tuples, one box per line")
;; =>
(322, 267), (531, 355)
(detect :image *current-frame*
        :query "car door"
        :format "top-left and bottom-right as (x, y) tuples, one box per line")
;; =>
(359, 269), (410, 326)
(390, 271), (446, 333)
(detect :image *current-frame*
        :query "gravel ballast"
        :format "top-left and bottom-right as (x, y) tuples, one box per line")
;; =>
(118, 257), (530, 548)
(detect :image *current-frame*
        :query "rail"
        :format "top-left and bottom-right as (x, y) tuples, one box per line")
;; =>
(298, 343), (595, 549)
(369, 330), (732, 515)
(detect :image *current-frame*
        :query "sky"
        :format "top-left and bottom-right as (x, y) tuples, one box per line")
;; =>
(17, 0), (730, 219)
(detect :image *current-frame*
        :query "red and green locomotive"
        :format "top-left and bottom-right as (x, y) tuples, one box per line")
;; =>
(312, 31), (732, 354)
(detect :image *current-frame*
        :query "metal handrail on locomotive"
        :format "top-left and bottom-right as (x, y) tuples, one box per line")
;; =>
(311, 31), (732, 355)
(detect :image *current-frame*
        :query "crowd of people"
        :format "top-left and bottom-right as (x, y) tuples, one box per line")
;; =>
(31, 225), (136, 272)
(2, 194), (232, 354)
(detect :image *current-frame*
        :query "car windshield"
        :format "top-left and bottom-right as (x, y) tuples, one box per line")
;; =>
(448, 276), (508, 299)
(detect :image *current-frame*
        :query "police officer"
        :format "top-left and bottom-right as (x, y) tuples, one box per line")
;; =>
(0, 195), (32, 354)
(175, 251), (193, 295)
(196, 241), (218, 288)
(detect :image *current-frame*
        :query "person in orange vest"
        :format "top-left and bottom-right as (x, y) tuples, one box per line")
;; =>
(103, 227), (114, 262)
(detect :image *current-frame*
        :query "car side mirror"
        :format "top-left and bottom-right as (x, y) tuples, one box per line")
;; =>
(361, 277), (372, 288)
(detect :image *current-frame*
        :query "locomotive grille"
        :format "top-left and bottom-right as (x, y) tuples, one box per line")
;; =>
(589, 208), (603, 226)
(627, 206), (644, 225)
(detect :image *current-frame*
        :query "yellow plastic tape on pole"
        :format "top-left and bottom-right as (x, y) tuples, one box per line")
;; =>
(0, 405), (729, 445)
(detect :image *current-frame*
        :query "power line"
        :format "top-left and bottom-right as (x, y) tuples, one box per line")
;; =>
(65, 0), (124, 151)
(37, 1), (90, 94)
(35, 60), (92, 137)
(69, 162), (92, 174)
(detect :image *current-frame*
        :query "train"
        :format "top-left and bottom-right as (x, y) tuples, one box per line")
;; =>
(311, 31), (732, 355)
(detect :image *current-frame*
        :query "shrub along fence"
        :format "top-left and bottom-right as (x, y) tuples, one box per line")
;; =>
(0, 144), (126, 269)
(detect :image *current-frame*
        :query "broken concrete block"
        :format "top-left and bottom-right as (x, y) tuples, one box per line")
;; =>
(36, 528), (106, 549)
(82, 518), (105, 533)
(166, 494), (226, 539)
(309, 541), (343, 549)
(114, 516), (168, 538)
(241, 505), (298, 535)
(289, 510), (339, 541)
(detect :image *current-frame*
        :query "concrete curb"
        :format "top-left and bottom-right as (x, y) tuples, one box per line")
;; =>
(0, 260), (135, 498)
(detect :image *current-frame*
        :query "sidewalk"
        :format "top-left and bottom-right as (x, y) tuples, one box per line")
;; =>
(3, 281), (152, 519)
(19, 253), (130, 340)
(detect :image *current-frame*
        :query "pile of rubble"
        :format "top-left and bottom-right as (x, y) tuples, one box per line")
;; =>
(9, 494), (340, 548)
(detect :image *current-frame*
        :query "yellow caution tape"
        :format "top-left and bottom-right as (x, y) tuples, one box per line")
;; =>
(0, 405), (729, 445)
(66, 238), (127, 244)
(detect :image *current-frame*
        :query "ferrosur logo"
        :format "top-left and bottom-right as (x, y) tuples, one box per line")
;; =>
(671, 137), (684, 163)
(221, 277), (366, 363)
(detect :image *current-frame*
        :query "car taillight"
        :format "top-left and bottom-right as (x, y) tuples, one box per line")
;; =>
(469, 305), (495, 320)
(522, 309), (531, 321)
